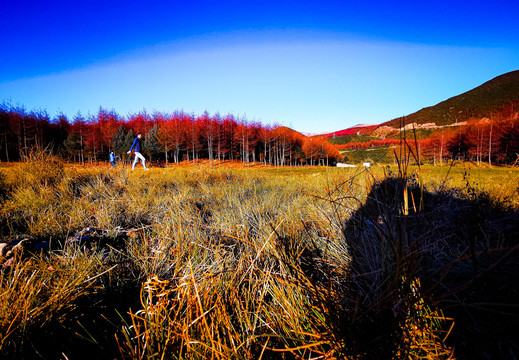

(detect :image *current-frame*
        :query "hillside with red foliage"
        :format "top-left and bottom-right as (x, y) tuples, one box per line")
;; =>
(325, 70), (519, 165)
(323, 124), (379, 138)
(331, 117), (519, 165)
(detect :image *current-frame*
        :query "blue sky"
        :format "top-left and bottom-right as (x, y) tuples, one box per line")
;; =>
(1, 1), (518, 133)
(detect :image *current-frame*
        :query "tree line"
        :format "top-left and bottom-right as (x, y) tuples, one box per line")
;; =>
(421, 117), (519, 165)
(0, 104), (342, 166)
(333, 116), (519, 165)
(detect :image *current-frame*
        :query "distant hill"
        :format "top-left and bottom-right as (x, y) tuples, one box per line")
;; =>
(322, 124), (379, 138)
(382, 70), (519, 128)
(275, 126), (307, 139)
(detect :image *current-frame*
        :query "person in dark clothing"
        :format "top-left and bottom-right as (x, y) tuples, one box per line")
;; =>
(127, 133), (149, 170)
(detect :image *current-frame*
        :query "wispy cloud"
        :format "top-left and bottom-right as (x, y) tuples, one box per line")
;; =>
(1, 33), (517, 132)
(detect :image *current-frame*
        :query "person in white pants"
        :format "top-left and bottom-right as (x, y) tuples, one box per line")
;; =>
(127, 133), (149, 170)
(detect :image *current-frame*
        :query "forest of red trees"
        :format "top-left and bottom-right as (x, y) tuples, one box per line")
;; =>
(0, 105), (342, 166)
(2, 102), (517, 167)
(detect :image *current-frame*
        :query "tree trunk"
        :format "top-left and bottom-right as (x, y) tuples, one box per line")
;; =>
(489, 119), (493, 166)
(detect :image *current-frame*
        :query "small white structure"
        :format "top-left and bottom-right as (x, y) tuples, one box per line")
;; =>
(336, 163), (357, 168)
(363, 162), (371, 168)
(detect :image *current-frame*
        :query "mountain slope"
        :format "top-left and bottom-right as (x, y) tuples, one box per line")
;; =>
(382, 70), (519, 128)
(322, 124), (379, 138)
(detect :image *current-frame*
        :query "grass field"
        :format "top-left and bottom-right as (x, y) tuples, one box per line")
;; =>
(0, 154), (518, 359)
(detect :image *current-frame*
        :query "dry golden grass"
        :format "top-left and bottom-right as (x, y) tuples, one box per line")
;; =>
(0, 154), (517, 359)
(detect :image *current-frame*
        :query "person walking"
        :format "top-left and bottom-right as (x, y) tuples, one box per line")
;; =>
(109, 151), (118, 168)
(127, 133), (149, 170)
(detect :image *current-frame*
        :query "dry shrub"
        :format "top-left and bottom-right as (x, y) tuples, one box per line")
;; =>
(12, 149), (64, 189)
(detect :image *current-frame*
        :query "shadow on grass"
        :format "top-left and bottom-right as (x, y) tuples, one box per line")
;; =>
(343, 176), (519, 359)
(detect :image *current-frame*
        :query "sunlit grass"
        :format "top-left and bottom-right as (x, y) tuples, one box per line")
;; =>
(0, 155), (517, 359)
